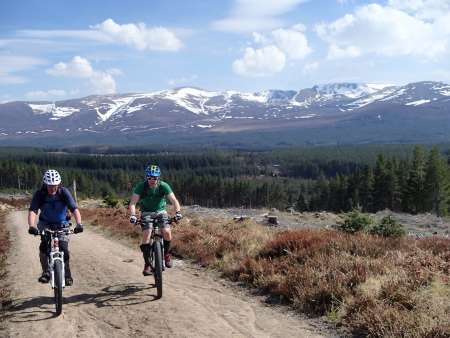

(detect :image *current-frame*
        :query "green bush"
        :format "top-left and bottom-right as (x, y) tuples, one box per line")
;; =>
(370, 216), (406, 237)
(103, 194), (119, 208)
(338, 210), (373, 234)
(122, 197), (130, 208)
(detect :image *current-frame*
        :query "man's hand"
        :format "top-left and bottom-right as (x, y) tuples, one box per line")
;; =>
(175, 211), (183, 221)
(28, 226), (39, 236)
(129, 215), (137, 224)
(74, 224), (84, 234)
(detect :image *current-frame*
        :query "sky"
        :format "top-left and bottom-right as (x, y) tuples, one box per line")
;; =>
(1, 0), (450, 102)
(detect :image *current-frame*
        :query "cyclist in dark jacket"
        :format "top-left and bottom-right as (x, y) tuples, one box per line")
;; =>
(28, 169), (83, 286)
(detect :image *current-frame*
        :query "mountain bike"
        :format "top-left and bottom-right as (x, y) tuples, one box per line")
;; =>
(34, 227), (74, 316)
(136, 215), (177, 299)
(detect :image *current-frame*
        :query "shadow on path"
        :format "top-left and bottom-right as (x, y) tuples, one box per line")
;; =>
(2, 282), (159, 323)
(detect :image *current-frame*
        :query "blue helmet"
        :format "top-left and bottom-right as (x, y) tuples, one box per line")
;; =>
(145, 164), (161, 178)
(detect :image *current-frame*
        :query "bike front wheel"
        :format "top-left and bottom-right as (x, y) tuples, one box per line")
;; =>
(53, 260), (63, 316)
(152, 241), (163, 298)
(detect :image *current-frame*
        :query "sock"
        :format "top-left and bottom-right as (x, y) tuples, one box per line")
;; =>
(163, 240), (171, 255)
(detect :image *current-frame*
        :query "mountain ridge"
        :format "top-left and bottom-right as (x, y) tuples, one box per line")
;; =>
(1, 81), (449, 146)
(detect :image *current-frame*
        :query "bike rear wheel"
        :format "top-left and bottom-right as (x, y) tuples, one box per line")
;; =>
(53, 260), (63, 316)
(152, 241), (163, 298)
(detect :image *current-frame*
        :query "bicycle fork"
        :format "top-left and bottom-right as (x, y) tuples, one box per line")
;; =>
(49, 237), (65, 288)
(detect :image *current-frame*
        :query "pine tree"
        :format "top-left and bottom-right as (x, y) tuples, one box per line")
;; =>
(386, 159), (401, 211)
(360, 166), (374, 212)
(404, 145), (427, 214)
(424, 147), (450, 216)
(372, 154), (390, 211)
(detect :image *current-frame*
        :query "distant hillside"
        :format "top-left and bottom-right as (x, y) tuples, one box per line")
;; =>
(1, 81), (449, 146)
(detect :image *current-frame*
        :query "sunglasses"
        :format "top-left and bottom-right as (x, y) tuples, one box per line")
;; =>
(147, 176), (159, 181)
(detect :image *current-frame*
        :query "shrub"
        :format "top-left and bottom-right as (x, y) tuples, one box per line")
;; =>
(338, 210), (373, 234)
(0, 213), (11, 311)
(370, 216), (406, 238)
(103, 195), (119, 208)
(122, 197), (130, 208)
(80, 207), (450, 337)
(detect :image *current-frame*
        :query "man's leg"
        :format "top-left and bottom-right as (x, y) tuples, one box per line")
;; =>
(140, 229), (152, 276)
(38, 237), (50, 283)
(59, 239), (72, 286)
(162, 227), (173, 268)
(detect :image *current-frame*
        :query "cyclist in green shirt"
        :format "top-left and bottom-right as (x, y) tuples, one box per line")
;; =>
(129, 165), (182, 275)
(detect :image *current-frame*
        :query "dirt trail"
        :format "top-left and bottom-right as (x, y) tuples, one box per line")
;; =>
(2, 211), (336, 338)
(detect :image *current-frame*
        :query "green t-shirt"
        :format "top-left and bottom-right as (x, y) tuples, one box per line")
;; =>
(133, 180), (173, 212)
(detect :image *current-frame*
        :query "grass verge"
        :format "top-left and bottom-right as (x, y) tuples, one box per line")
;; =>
(82, 207), (450, 337)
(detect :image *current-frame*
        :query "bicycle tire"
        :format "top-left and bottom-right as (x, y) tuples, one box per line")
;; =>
(153, 240), (163, 298)
(53, 260), (63, 316)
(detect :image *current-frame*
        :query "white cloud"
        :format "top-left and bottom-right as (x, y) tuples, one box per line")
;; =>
(95, 19), (182, 51)
(17, 19), (183, 52)
(168, 75), (198, 87)
(47, 56), (117, 94)
(213, 0), (309, 33)
(18, 29), (110, 42)
(252, 32), (269, 44)
(303, 62), (319, 73)
(327, 44), (361, 59)
(271, 26), (311, 59)
(91, 72), (116, 94)
(234, 24), (311, 76)
(106, 68), (123, 76)
(388, 0), (450, 19)
(0, 55), (46, 85)
(232, 46), (286, 77)
(316, 3), (450, 59)
(47, 56), (94, 78)
(25, 89), (67, 99)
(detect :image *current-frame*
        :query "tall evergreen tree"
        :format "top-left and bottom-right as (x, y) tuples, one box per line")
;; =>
(372, 154), (390, 211)
(360, 166), (374, 212)
(424, 147), (450, 216)
(404, 145), (427, 214)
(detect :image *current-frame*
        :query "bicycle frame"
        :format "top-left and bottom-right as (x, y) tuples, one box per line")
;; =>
(136, 215), (176, 298)
(42, 229), (71, 288)
(141, 216), (166, 264)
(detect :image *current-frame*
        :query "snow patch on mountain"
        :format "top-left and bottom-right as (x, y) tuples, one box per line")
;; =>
(431, 83), (450, 96)
(294, 114), (317, 119)
(29, 103), (79, 118)
(380, 88), (407, 101)
(96, 96), (136, 122)
(162, 88), (220, 115)
(345, 86), (399, 110)
(314, 83), (393, 99)
(405, 99), (430, 106)
(235, 92), (268, 104)
(126, 103), (148, 114)
(29, 104), (54, 114)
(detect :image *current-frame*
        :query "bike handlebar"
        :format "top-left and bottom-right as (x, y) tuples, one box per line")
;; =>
(30, 228), (75, 236)
(134, 216), (178, 226)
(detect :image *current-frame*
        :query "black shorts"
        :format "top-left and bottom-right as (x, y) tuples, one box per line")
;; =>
(140, 212), (170, 231)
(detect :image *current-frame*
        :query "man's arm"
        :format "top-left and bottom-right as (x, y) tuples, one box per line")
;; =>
(167, 192), (181, 213)
(129, 193), (140, 216)
(73, 208), (82, 225)
(28, 210), (37, 228)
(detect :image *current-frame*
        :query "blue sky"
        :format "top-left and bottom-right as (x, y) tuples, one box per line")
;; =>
(1, 0), (450, 102)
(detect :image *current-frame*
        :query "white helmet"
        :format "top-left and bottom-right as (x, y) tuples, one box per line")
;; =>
(43, 169), (61, 185)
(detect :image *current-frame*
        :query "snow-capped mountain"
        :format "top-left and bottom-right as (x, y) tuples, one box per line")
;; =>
(1, 81), (449, 146)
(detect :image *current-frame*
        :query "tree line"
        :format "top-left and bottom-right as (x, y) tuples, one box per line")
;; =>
(0, 145), (449, 215)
